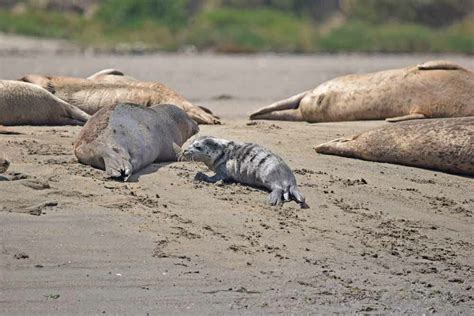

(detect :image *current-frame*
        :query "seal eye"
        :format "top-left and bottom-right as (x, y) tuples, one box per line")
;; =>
(195, 145), (203, 151)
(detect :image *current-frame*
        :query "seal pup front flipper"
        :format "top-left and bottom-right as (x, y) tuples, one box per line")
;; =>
(249, 90), (308, 121)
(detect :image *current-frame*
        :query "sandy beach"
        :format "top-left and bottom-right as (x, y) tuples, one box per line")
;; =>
(1, 52), (473, 314)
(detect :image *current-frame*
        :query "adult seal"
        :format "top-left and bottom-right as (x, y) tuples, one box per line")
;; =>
(0, 80), (90, 126)
(0, 156), (10, 173)
(250, 60), (474, 122)
(179, 136), (307, 207)
(74, 103), (199, 181)
(314, 117), (474, 176)
(19, 71), (221, 125)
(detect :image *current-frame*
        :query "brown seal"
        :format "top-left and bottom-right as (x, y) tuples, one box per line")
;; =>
(0, 80), (90, 126)
(250, 61), (474, 122)
(20, 71), (221, 125)
(314, 117), (474, 176)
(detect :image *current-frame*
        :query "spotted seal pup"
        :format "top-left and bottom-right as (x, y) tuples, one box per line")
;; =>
(250, 60), (474, 122)
(75, 103), (199, 181)
(315, 117), (474, 176)
(179, 136), (306, 207)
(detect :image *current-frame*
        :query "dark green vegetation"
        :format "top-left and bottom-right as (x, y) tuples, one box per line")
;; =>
(0, 0), (472, 53)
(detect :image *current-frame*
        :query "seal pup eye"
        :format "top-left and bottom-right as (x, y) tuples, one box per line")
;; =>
(195, 145), (203, 151)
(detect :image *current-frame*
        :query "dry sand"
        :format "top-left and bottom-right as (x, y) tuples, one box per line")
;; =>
(0, 52), (473, 314)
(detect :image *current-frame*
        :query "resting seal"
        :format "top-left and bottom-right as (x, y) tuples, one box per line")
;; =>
(0, 80), (90, 126)
(179, 136), (306, 206)
(315, 117), (474, 176)
(0, 156), (10, 173)
(74, 103), (199, 181)
(250, 60), (474, 122)
(20, 71), (220, 125)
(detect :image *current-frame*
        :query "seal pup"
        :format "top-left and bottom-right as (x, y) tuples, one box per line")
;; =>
(250, 60), (474, 122)
(0, 80), (90, 126)
(179, 136), (306, 207)
(315, 117), (474, 176)
(74, 103), (199, 181)
(19, 73), (221, 125)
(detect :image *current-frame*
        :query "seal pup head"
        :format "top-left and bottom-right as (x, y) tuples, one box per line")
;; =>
(181, 136), (230, 168)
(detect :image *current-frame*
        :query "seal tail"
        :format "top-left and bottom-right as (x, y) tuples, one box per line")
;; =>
(249, 90), (308, 121)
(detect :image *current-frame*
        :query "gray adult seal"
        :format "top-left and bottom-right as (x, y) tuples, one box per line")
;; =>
(74, 103), (199, 181)
(250, 60), (474, 122)
(0, 80), (90, 126)
(315, 117), (474, 176)
(179, 136), (306, 207)
(20, 72), (221, 125)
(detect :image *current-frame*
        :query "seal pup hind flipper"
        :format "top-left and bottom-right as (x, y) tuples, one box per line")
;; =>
(182, 136), (307, 207)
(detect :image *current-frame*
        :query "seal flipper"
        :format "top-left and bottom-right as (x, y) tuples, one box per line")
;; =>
(289, 185), (308, 208)
(249, 90), (308, 120)
(267, 188), (284, 206)
(250, 109), (303, 121)
(103, 154), (133, 182)
(87, 69), (125, 80)
(417, 60), (466, 71)
(386, 113), (426, 122)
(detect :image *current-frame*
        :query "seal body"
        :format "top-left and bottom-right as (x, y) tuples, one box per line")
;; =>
(315, 117), (474, 176)
(250, 60), (474, 122)
(20, 72), (220, 125)
(0, 157), (10, 173)
(74, 103), (199, 181)
(0, 80), (90, 126)
(181, 136), (306, 206)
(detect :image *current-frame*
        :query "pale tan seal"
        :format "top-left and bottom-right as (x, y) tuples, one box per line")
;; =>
(74, 103), (199, 181)
(250, 61), (474, 122)
(0, 80), (90, 126)
(314, 117), (474, 176)
(20, 71), (221, 125)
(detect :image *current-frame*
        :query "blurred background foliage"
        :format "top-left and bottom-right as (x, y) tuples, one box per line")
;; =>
(0, 0), (472, 53)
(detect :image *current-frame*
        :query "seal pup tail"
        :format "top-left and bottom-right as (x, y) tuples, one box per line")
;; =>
(249, 90), (308, 121)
